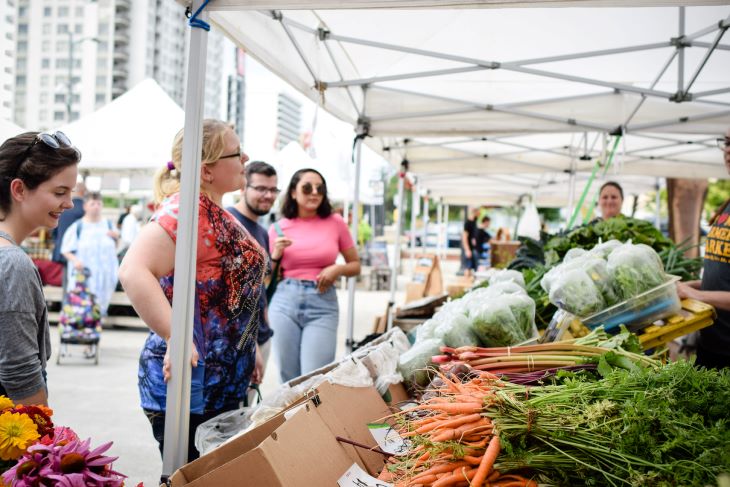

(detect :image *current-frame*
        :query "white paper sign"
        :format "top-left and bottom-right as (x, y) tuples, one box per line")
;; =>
(367, 423), (411, 455)
(337, 463), (393, 487)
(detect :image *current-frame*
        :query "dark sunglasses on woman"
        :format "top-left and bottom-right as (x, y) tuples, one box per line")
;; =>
(301, 182), (325, 195)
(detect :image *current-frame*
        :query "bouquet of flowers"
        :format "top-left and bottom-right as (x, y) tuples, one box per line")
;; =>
(0, 396), (128, 486)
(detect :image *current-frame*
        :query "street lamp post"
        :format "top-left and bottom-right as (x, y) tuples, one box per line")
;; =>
(66, 32), (100, 122)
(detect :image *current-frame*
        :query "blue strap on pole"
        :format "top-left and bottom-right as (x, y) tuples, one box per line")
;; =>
(188, 0), (211, 31)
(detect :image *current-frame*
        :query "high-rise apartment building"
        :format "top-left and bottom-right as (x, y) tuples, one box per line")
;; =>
(0, 0), (17, 120)
(276, 92), (301, 150)
(11, 0), (217, 131)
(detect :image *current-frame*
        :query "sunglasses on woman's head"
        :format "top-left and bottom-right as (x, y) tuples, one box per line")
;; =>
(30, 131), (73, 151)
(301, 182), (325, 195)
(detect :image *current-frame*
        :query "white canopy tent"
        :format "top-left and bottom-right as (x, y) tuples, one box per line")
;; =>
(57, 78), (184, 175)
(164, 1), (730, 474)
(0, 119), (27, 144)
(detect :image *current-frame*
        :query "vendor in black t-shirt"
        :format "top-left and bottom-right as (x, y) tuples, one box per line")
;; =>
(475, 214), (492, 255)
(677, 128), (730, 369)
(461, 207), (480, 277)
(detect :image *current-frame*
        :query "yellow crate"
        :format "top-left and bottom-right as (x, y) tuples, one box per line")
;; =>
(639, 299), (716, 350)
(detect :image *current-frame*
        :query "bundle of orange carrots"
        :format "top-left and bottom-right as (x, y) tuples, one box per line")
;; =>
(376, 371), (537, 487)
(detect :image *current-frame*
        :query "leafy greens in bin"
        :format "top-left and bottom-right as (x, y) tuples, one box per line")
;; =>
(607, 242), (667, 301)
(544, 240), (669, 318)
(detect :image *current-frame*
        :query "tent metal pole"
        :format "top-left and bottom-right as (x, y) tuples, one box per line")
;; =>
(510, 42), (672, 66)
(409, 154), (557, 172)
(369, 106), (486, 122)
(422, 191), (428, 252)
(321, 40), (361, 117)
(389, 163), (406, 324)
(441, 204), (449, 259)
(486, 139), (574, 159)
(693, 87), (730, 99)
(410, 179), (418, 273)
(374, 85), (615, 132)
(684, 26), (728, 95)
(655, 178), (662, 230)
(678, 7), (686, 95)
(277, 17), (319, 86)
(503, 65), (674, 99)
(500, 91), (610, 108)
(689, 41), (730, 52)
(624, 50), (678, 127)
(346, 130), (364, 353)
(326, 66), (485, 87)
(622, 153), (723, 168)
(684, 15), (730, 41)
(162, 0), (208, 475)
(627, 109), (730, 131)
(436, 199), (443, 259)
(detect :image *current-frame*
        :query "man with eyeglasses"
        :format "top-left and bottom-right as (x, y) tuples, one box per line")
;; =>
(677, 128), (730, 369)
(227, 160), (280, 400)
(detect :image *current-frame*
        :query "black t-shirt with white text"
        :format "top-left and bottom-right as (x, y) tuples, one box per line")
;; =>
(699, 200), (730, 358)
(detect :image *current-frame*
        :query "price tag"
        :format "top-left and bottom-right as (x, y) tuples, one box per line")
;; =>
(337, 463), (393, 487)
(367, 423), (411, 455)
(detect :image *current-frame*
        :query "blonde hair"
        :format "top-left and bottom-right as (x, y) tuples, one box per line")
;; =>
(153, 119), (235, 203)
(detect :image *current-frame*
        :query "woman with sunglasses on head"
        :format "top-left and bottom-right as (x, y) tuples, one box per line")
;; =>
(118, 120), (267, 467)
(0, 132), (81, 404)
(268, 169), (361, 382)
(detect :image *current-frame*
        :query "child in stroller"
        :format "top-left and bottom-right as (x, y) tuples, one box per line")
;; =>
(57, 268), (102, 364)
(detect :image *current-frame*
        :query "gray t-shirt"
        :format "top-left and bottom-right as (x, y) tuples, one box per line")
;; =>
(0, 241), (51, 399)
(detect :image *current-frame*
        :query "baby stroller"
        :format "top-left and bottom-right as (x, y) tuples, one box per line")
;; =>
(57, 268), (102, 365)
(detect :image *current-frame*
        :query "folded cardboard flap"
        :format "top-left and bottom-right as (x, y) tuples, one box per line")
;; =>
(172, 404), (354, 487)
(169, 384), (393, 486)
(169, 394), (310, 486)
(311, 382), (391, 475)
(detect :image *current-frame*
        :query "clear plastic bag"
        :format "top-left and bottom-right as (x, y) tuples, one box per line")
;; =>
(469, 301), (527, 347)
(548, 267), (606, 317)
(500, 293), (538, 340)
(435, 313), (479, 348)
(589, 239), (623, 259)
(397, 338), (444, 387)
(607, 242), (666, 300)
(488, 269), (526, 289)
(484, 281), (526, 298)
(195, 406), (256, 455)
(563, 248), (587, 262)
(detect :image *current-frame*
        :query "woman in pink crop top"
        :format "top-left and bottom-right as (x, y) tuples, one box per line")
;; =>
(268, 168), (360, 382)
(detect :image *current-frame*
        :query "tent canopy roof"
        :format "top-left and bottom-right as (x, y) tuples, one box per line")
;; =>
(58, 79), (184, 174)
(0, 119), (27, 144)
(205, 3), (729, 204)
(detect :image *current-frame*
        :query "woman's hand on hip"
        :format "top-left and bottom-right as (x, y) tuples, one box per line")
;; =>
(163, 341), (200, 383)
(316, 264), (341, 293)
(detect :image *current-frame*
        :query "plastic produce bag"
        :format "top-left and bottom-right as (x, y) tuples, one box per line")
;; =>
(470, 301), (527, 347)
(397, 338), (444, 387)
(435, 313), (479, 348)
(548, 267), (606, 317)
(500, 293), (538, 340)
(415, 317), (442, 341)
(195, 406), (256, 455)
(589, 239), (623, 259)
(563, 248), (587, 262)
(517, 200), (541, 241)
(607, 242), (666, 300)
(488, 270), (526, 289)
(484, 281), (526, 298)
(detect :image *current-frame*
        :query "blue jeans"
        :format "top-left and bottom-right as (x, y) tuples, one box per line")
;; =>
(269, 279), (339, 382)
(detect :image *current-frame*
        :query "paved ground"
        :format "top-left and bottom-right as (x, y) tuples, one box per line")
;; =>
(45, 283), (408, 486)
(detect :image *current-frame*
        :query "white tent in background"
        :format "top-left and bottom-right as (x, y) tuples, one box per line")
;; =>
(0, 119), (26, 144)
(57, 78), (185, 174)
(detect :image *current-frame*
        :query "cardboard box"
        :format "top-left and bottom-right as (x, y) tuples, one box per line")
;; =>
(406, 254), (444, 303)
(169, 383), (392, 486)
(170, 403), (354, 486)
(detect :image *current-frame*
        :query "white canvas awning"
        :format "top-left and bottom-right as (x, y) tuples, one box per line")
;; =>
(206, 5), (730, 204)
(57, 78), (185, 174)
